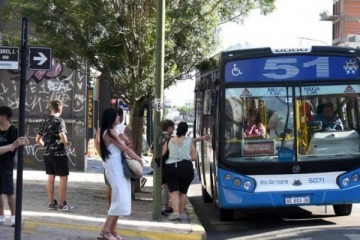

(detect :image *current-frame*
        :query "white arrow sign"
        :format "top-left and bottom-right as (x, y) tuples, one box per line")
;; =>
(33, 52), (48, 65)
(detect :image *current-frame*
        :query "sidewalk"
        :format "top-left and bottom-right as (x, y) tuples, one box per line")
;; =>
(0, 158), (206, 240)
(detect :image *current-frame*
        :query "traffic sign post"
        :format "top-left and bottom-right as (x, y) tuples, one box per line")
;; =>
(14, 18), (28, 240)
(0, 46), (19, 70)
(28, 47), (52, 71)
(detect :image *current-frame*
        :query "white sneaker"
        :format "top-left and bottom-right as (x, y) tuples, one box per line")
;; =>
(11, 216), (15, 226)
(0, 215), (5, 224)
(180, 213), (189, 220)
(168, 213), (181, 221)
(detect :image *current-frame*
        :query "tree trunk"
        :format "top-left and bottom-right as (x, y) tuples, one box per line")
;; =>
(129, 101), (146, 193)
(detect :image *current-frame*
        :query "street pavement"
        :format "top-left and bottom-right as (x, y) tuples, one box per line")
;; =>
(188, 181), (360, 240)
(0, 158), (205, 240)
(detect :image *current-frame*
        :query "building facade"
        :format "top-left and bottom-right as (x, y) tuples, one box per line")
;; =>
(323, 0), (360, 45)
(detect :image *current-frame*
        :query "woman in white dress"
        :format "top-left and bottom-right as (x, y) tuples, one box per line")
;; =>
(98, 108), (143, 240)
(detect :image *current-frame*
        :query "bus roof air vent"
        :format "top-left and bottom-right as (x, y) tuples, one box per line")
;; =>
(271, 48), (312, 54)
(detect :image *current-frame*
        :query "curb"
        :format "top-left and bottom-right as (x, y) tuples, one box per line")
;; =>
(22, 219), (205, 240)
(20, 201), (207, 240)
(186, 199), (207, 240)
(133, 197), (207, 240)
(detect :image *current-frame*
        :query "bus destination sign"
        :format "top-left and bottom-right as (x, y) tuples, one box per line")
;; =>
(242, 140), (276, 156)
(225, 55), (360, 83)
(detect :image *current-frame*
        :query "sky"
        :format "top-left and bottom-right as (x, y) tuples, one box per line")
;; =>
(165, 0), (333, 107)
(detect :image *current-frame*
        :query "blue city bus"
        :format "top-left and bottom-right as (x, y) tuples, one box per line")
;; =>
(194, 46), (360, 221)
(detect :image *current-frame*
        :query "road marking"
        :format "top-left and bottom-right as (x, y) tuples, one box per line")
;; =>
(23, 220), (204, 240)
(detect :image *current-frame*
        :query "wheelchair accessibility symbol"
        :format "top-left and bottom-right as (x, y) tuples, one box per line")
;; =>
(231, 64), (242, 76)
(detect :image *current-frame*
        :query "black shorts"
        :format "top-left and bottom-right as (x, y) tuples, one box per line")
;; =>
(0, 170), (14, 195)
(44, 155), (69, 176)
(164, 160), (194, 194)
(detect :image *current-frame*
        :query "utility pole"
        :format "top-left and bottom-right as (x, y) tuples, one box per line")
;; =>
(152, 0), (165, 220)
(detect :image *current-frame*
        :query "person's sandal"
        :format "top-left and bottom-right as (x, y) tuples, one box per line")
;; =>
(111, 232), (125, 240)
(97, 231), (117, 240)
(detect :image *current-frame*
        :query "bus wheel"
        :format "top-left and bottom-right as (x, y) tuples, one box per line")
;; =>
(202, 186), (213, 203)
(217, 207), (234, 221)
(333, 204), (352, 216)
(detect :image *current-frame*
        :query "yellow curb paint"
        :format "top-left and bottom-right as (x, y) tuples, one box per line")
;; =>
(23, 220), (204, 240)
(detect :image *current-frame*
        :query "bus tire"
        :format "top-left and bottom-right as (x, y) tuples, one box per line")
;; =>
(202, 186), (213, 203)
(333, 204), (352, 216)
(217, 207), (234, 221)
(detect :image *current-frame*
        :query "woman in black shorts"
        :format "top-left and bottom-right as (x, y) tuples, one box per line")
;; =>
(163, 122), (196, 221)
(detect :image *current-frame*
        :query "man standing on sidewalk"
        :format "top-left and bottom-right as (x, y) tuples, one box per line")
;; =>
(36, 99), (73, 212)
(0, 106), (18, 226)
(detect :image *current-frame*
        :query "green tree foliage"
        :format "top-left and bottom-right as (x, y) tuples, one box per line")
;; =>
(3, 0), (275, 153)
(177, 105), (193, 121)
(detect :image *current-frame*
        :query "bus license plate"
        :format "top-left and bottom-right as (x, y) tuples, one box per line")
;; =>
(285, 196), (310, 205)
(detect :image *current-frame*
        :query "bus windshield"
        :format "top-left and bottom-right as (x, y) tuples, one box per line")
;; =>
(297, 84), (360, 161)
(224, 85), (360, 163)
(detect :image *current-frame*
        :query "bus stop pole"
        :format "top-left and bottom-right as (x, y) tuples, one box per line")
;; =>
(14, 17), (28, 240)
(152, 0), (165, 220)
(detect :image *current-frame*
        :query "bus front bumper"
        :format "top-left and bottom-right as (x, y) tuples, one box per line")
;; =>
(218, 186), (360, 209)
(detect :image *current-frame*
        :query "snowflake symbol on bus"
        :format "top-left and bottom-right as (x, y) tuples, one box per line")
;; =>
(343, 59), (359, 75)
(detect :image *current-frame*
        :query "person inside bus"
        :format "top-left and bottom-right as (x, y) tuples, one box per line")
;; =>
(313, 102), (343, 130)
(300, 100), (315, 122)
(245, 114), (266, 138)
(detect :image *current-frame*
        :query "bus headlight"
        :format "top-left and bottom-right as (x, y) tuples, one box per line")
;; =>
(244, 181), (252, 190)
(225, 174), (232, 181)
(342, 177), (350, 187)
(352, 173), (360, 182)
(233, 178), (242, 187)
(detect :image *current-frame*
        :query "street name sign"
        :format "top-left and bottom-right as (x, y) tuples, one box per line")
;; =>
(28, 47), (52, 71)
(0, 46), (19, 70)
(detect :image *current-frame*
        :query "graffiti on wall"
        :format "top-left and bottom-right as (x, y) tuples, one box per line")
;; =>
(0, 59), (87, 171)
(23, 119), (85, 168)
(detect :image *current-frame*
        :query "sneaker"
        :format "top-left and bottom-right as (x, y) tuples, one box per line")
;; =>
(58, 201), (74, 212)
(0, 215), (5, 225)
(161, 207), (173, 216)
(180, 213), (189, 220)
(11, 216), (15, 226)
(168, 213), (181, 221)
(49, 199), (58, 211)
